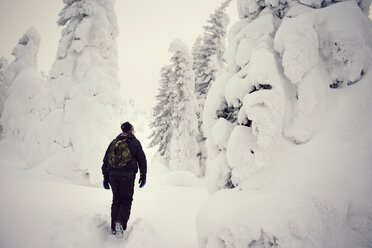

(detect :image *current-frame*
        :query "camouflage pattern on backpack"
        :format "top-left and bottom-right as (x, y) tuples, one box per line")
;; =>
(107, 138), (132, 169)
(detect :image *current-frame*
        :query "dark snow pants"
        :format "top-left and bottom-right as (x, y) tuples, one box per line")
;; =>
(109, 174), (135, 231)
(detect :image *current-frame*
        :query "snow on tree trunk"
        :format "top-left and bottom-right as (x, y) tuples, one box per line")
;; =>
(168, 39), (201, 176)
(0, 28), (45, 144)
(198, 0), (372, 247)
(29, 0), (123, 184)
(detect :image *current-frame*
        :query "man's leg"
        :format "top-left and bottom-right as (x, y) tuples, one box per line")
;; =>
(109, 175), (120, 232)
(117, 175), (135, 230)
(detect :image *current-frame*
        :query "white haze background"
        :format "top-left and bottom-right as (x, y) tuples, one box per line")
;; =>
(0, 0), (239, 110)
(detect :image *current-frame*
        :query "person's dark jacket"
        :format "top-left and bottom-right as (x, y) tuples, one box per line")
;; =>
(102, 132), (147, 180)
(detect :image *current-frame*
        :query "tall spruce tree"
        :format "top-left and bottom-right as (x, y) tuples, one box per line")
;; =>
(193, 0), (231, 101)
(149, 65), (174, 164)
(0, 57), (8, 83)
(192, 0), (232, 173)
(0, 56), (9, 130)
(191, 35), (203, 73)
(168, 39), (201, 176)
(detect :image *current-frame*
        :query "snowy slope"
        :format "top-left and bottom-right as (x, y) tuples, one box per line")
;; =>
(0, 135), (208, 248)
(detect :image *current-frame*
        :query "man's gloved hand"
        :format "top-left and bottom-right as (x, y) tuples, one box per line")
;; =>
(138, 174), (146, 188)
(103, 179), (110, 190)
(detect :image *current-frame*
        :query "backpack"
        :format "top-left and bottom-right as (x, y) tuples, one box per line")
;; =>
(107, 138), (132, 169)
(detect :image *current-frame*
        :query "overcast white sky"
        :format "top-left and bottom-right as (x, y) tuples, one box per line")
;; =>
(0, 0), (239, 111)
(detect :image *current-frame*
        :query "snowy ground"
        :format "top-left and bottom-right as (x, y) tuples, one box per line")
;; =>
(0, 136), (208, 248)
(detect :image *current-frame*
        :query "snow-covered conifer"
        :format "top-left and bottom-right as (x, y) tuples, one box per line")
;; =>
(149, 65), (174, 163)
(198, 0), (372, 247)
(237, 0), (371, 19)
(192, 0), (232, 173)
(168, 39), (201, 176)
(0, 27), (41, 131)
(203, 8), (286, 193)
(193, 0), (231, 101)
(191, 35), (202, 67)
(193, 0), (231, 113)
(31, 0), (122, 183)
(0, 57), (8, 82)
(50, 0), (120, 106)
(0, 28), (45, 142)
(0, 56), (9, 129)
(2, 27), (40, 90)
(204, 0), (372, 194)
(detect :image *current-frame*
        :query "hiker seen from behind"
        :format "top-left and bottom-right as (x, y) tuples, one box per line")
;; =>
(102, 121), (147, 238)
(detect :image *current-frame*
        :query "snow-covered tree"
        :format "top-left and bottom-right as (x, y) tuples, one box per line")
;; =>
(50, 0), (121, 107)
(0, 56), (9, 135)
(192, 0), (232, 172)
(1, 27), (40, 107)
(0, 57), (8, 86)
(203, 0), (372, 194)
(0, 28), (45, 142)
(3, 27), (40, 84)
(149, 65), (174, 163)
(203, 9), (286, 193)
(191, 35), (202, 65)
(167, 39), (201, 176)
(193, 0), (231, 101)
(197, 0), (372, 247)
(29, 0), (123, 184)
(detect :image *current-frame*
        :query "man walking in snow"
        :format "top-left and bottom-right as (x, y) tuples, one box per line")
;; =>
(102, 122), (147, 237)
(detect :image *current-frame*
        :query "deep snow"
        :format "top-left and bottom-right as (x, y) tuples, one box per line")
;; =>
(0, 136), (208, 248)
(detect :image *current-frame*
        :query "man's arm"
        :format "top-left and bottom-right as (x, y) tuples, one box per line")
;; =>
(135, 140), (147, 175)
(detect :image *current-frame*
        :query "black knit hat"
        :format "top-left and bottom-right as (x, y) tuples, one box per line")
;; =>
(121, 122), (133, 133)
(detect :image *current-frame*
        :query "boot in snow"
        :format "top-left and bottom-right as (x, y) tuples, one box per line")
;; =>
(115, 221), (124, 239)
